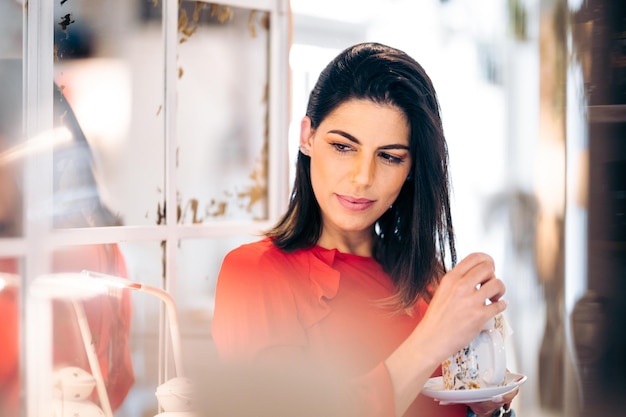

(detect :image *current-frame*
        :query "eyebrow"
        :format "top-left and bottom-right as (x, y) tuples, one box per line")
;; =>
(327, 129), (410, 150)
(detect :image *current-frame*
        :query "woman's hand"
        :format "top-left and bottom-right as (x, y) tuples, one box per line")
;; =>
(467, 388), (519, 416)
(385, 252), (508, 417)
(418, 252), (508, 364)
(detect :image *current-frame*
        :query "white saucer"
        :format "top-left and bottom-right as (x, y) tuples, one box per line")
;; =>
(422, 372), (527, 405)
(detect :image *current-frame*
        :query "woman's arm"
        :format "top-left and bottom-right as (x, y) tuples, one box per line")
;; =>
(213, 248), (509, 417)
(385, 253), (508, 417)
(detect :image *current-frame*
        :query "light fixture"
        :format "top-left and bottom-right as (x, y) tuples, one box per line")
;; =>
(29, 273), (115, 417)
(79, 270), (184, 378)
(79, 271), (192, 416)
(28, 271), (188, 416)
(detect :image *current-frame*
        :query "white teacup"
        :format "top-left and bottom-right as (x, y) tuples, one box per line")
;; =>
(52, 399), (105, 417)
(53, 366), (97, 401)
(155, 376), (195, 412)
(442, 314), (507, 390)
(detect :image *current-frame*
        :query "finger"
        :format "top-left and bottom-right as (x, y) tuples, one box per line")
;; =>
(486, 299), (508, 316)
(501, 387), (519, 402)
(461, 259), (497, 289)
(452, 252), (495, 278)
(476, 277), (506, 303)
(468, 388), (518, 415)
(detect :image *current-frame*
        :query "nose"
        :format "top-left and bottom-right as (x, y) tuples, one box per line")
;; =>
(350, 153), (375, 186)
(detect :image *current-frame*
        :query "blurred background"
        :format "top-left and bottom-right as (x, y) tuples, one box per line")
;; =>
(1, 0), (624, 416)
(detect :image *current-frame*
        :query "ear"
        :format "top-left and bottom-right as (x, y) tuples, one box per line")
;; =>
(299, 116), (313, 155)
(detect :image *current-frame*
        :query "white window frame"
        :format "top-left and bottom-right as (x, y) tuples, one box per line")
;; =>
(11, 1), (291, 416)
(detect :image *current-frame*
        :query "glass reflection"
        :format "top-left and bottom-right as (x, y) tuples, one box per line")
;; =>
(0, 269), (19, 416)
(174, 237), (259, 404)
(0, 57), (23, 238)
(176, 4), (270, 223)
(50, 0), (273, 227)
(0, 0), (23, 412)
(26, 268), (168, 417)
(176, 236), (256, 315)
(118, 240), (177, 417)
(53, 0), (165, 227)
(1, 58), (125, 231)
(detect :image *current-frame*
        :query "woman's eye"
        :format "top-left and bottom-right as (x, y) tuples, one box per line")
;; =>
(379, 152), (404, 165)
(331, 142), (352, 152)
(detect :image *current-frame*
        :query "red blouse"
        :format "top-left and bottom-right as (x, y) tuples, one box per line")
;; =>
(212, 238), (465, 417)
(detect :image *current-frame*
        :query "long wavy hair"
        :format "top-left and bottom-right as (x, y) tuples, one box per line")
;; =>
(267, 42), (456, 309)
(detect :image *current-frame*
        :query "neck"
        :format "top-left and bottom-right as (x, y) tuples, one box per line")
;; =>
(316, 229), (374, 257)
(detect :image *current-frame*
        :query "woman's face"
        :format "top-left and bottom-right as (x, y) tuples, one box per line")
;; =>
(300, 99), (411, 246)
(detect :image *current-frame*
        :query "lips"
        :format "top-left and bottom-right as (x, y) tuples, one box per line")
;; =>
(336, 194), (375, 211)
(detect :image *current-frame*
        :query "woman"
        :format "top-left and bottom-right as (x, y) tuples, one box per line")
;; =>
(0, 58), (134, 415)
(212, 42), (517, 417)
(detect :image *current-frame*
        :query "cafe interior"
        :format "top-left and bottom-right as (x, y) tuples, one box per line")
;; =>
(0, 0), (624, 416)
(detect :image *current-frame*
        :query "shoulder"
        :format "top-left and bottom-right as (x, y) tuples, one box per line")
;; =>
(221, 238), (300, 272)
(223, 237), (286, 261)
(213, 240), (315, 361)
(218, 238), (309, 284)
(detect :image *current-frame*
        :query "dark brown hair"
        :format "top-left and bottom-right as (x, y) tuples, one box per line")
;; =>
(267, 42), (456, 309)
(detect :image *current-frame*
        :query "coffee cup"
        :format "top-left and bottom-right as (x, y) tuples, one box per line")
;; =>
(442, 314), (507, 390)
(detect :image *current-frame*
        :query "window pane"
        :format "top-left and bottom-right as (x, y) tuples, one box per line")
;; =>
(26, 270), (161, 417)
(1, 0), (24, 238)
(0, 155), (22, 238)
(44, 242), (173, 416)
(114, 241), (165, 417)
(176, 235), (255, 313)
(177, 4), (270, 223)
(174, 236), (257, 385)
(53, 0), (165, 227)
